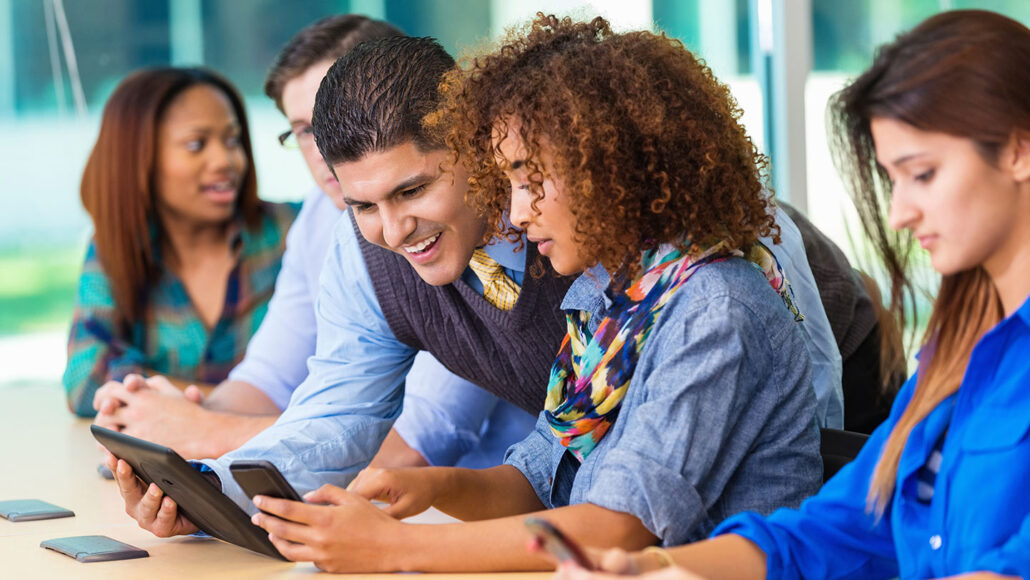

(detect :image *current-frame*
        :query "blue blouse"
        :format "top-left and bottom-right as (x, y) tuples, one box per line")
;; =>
(716, 293), (1030, 579)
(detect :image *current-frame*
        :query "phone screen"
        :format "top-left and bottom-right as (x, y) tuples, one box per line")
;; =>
(524, 517), (594, 570)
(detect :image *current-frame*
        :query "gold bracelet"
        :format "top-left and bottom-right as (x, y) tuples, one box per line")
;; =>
(642, 545), (675, 569)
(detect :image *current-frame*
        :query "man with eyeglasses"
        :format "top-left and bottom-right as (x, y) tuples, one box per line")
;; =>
(92, 14), (535, 469)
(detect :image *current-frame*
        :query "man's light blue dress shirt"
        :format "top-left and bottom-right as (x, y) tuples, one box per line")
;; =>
(772, 207), (845, 428)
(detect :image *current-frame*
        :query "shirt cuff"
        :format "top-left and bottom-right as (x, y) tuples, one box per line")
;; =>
(195, 458), (255, 515)
(582, 447), (707, 546)
(504, 425), (561, 509)
(190, 460), (221, 488)
(185, 461), (218, 537)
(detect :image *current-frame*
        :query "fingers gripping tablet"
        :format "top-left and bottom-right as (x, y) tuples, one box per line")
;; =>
(90, 425), (286, 560)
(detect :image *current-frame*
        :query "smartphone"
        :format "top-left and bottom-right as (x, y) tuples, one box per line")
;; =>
(229, 460), (304, 505)
(524, 517), (594, 570)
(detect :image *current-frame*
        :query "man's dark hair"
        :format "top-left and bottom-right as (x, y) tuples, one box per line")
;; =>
(313, 36), (455, 166)
(264, 14), (403, 112)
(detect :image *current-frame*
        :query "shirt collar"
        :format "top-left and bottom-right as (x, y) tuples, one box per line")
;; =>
(561, 263), (612, 316)
(481, 234), (527, 274)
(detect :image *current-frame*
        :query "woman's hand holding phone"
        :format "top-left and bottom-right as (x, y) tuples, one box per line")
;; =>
(230, 460), (303, 508)
(524, 517), (596, 570)
(525, 520), (704, 579)
(249, 484), (406, 573)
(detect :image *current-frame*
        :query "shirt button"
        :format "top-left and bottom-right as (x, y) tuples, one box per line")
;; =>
(929, 535), (942, 550)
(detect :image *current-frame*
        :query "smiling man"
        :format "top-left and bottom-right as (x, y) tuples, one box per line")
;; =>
(332, 143), (484, 285)
(93, 16), (534, 471)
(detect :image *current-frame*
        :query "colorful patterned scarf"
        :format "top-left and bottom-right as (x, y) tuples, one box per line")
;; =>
(544, 241), (802, 461)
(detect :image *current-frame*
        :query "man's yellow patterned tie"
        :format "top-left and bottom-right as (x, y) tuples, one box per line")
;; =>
(468, 248), (521, 311)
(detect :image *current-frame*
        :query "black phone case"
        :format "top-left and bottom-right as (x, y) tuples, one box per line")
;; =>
(0, 499), (75, 522)
(229, 460), (304, 502)
(41, 535), (149, 563)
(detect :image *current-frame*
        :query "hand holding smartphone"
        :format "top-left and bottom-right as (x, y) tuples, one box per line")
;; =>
(524, 517), (594, 570)
(229, 460), (303, 509)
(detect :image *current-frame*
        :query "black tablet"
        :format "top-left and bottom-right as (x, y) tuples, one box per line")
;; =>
(90, 425), (285, 561)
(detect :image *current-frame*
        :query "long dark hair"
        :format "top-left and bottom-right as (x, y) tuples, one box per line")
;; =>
(80, 67), (259, 322)
(828, 9), (1027, 512)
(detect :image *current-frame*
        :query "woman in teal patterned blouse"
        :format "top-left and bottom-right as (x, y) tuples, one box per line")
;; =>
(63, 68), (299, 417)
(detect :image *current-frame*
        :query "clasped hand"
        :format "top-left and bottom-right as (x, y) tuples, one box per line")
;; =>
(93, 373), (209, 457)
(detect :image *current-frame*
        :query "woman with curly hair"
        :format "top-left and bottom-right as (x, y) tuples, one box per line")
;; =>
(243, 15), (822, 573)
(561, 9), (1030, 580)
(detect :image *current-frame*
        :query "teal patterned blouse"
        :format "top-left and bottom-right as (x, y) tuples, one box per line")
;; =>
(62, 201), (300, 417)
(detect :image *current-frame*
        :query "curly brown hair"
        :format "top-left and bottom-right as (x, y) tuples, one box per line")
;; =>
(430, 13), (777, 280)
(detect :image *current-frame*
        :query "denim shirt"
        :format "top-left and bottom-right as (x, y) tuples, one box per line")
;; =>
(505, 257), (822, 546)
(716, 293), (1030, 579)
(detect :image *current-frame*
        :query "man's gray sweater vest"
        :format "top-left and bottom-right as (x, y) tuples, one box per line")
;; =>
(352, 219), (574, 415)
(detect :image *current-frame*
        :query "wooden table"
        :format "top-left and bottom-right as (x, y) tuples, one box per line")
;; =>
(0, 383), (549, 579)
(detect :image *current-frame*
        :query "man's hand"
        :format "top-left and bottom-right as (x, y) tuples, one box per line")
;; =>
(93, 374), (199, 431)
(93, 376), (278, 459)
(92, 373), (148, 431)
(183, 384), (206, 405)
(251, 484), (406, 573)
(94, 376), (217, 458)
(346, 466), (448, 519)
(93, 375), (279, 459)
(107, 455), (199, 537)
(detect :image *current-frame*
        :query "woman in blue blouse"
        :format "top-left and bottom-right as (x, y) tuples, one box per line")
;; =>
(560, 9), (1030, 580)
(63, 68), (298, 417)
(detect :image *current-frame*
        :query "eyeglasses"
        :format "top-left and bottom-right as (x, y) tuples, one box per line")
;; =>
(277, 125), (315, 150)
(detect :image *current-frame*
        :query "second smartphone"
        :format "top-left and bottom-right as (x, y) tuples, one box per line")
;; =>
(229, 459), (304, 505)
